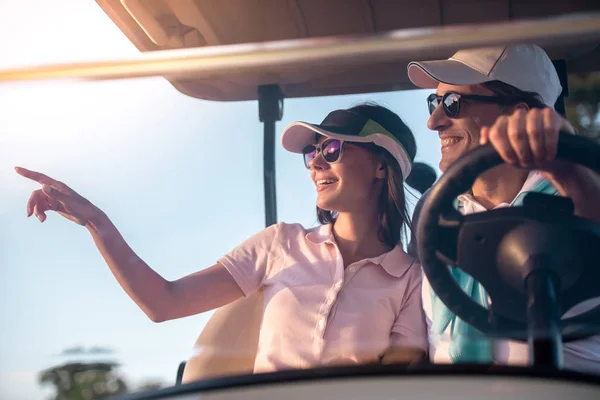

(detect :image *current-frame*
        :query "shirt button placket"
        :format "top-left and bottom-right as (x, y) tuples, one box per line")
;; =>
(319, 283), (339, 339)
(318, 317), (326, 329)
(320, 249), (342, 341)
(316, 314), (327, 347)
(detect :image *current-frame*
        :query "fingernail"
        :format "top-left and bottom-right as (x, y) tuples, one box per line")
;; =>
(42, 185), (53, 195)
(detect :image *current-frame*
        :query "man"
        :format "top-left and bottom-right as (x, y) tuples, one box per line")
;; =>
(406, 44), (600, 373)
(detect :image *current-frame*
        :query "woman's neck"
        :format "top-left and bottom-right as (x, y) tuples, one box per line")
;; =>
(332, 211), (392, 267)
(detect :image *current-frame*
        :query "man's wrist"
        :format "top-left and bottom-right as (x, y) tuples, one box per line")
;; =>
(550, 165), (589, 196)
(549, 165), (600, 224)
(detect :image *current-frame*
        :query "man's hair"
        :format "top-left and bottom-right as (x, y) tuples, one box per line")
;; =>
(316, 103), (415, 248)
(482, 80), (547, 110)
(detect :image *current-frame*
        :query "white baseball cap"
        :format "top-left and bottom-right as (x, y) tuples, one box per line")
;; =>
(407, 44), (562, 107)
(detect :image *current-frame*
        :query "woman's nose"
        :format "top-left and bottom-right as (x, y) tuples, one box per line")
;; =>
(309, 152), (328, 170)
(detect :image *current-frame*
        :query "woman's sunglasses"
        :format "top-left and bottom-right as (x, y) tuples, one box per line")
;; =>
(427, 92), (518, 118)
(302, 138), (345, 169)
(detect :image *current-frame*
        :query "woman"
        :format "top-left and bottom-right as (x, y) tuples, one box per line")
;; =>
(16, 103), (427, 374)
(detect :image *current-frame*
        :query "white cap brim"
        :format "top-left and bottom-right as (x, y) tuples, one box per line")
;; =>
(281, 122), (413, 178)
(407, 59), (492, 89)
(281, 122), (358, 153)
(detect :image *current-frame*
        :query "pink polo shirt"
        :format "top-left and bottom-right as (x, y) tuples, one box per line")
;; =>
(218, 222), (427, 374)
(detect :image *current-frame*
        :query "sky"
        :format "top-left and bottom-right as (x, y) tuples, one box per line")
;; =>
(0, 1), (442, 398)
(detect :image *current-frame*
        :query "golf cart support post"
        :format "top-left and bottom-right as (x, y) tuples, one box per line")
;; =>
(258, 84), (284, 228)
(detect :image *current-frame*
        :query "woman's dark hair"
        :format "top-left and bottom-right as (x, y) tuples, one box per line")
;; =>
(316, 103), (417, 248)
(482, 80), (547, 110)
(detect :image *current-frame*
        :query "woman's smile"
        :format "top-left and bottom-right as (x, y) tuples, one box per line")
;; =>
(315, 178), (339, 191)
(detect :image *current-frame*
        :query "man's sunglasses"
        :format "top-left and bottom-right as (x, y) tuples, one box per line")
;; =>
(302, 138), (345, 169)
(427, 92), (518, 118)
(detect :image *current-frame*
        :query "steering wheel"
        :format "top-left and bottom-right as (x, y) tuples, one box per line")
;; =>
(417, 132), (600, 343)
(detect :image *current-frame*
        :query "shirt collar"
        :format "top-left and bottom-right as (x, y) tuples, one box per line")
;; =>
(377, 246), (418, 278)
(306, 224), (417, 278)
(306, 224), (335, 245)
(457, 170), (546, 211)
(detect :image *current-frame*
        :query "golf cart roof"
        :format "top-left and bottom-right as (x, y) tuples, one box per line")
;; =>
(94, 0), (600, 101)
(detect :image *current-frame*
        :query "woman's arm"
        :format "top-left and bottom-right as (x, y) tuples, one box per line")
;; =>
(381, 265), (429, 364)
(88, 214), (244, 322)
(381, 345), (427, 365)
(16, 167), (245, 322)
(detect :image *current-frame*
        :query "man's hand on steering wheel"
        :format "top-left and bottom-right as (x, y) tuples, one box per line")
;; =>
(480, 107), (600, 224)
(417, 119), (600, 341)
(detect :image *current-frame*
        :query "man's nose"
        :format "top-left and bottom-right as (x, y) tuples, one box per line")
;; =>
(427, 103), (451, 131)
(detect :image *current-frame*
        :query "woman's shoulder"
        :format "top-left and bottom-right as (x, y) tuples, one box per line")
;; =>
(271, 221), (324, 241)
(253, 222), (327, 262)
(379, 244), (422, 284)
(393, 244), (421, 269)
(229, 221), (307, 249)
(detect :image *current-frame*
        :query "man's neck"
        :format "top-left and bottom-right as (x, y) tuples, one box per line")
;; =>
(471, 165), (529, 210)
(333, 211), (392, 266)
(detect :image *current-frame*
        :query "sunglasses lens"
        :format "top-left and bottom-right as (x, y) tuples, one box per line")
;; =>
(302, 145), (317, 168)
(322, 139), (342, 163)
(427, 95), (439, 115)
(443, 93), (460, 117)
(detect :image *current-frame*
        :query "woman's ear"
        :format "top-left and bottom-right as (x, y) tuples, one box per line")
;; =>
(375, 160), (387, 180)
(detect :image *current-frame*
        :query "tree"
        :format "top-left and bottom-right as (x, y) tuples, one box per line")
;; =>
(39, 361), (129, 400)
(40, 345), (171, 400)
(566, 72), (600, 141)
(136, 380), (165, 391)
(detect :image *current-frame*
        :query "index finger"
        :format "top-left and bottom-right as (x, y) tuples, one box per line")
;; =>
(15, 167), (61, 188)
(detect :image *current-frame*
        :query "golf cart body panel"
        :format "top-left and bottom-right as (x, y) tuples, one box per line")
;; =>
(94, 0), (600, 101)
(122, 366), (600, 400)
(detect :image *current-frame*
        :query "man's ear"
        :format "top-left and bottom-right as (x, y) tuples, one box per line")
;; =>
(375, 160), (387, 179)
(504, 102), (529, 115)
(515, 102), (530, 111)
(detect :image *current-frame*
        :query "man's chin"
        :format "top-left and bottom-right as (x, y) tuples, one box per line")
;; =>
(439, 145), (470, 171)
(439, 157), (456, 172)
